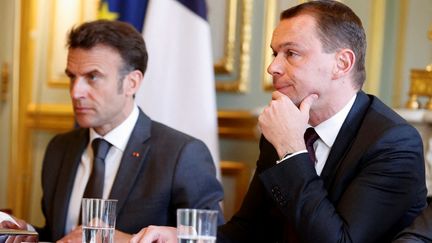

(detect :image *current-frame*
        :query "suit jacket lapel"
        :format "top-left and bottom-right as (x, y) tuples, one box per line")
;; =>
(320, 91), (371, 192)
(52, 129), (89, 239)
(109, 109), (151, 214)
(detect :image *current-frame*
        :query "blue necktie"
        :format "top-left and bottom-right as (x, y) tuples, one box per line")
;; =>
(83, 138), (111, 199)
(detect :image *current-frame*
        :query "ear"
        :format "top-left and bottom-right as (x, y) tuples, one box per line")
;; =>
(124, 70), (143, 96)
(332, 49), (355, 79)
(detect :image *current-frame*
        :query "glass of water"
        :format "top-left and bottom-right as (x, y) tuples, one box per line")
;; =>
(177, 208), (218, 243)
(81, 198), (117, 243)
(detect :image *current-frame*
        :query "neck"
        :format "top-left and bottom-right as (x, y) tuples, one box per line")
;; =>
(94, 101), (135, 136)
(309, 89), (357, 126)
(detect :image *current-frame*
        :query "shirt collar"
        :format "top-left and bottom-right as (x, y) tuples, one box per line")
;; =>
(89, 104), (139, 152)
(314, 94), (357, 148)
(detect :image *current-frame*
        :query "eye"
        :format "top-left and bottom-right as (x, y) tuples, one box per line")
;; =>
(65, 72), (76, 83)
(86, 72), (101, 83)
(272, 51), (277, 57)
(286, 50), (299, 57)
(90, 73), (98, 80)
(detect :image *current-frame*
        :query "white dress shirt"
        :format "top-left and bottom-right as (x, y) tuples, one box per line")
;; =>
(65, 104), (139, 234)
(313, 94), (356, 175)
(277, 94), (357, 176)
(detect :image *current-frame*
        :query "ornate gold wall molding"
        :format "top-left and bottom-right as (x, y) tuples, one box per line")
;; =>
(392, 0), (408, 107)
(262, 0), (277, 91)
(215, 0), (252, 92)
(213, 0), (237, 75)
(364, 0), (386, 96)
(26, 103), (74, 131)
(47, 0), (98, 88)
(218, 109), (258, 140)
(8, 0), (21, 213)
(220, 160), (249, 219)
(24, 106), (259, 140)
(8, 0), (37, 219)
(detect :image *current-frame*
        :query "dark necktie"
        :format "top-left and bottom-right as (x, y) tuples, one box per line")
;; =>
(83, 138), (111, 199)
(304, 127), (319, 163)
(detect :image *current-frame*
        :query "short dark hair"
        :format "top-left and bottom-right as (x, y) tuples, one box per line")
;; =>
(67, 20), (148, 76)
(281, 0), (366, 88)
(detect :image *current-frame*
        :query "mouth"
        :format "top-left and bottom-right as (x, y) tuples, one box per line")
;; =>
(73, 106), (92, 114)
(273, 78), (294, 89)
(274, 83), (293, 93)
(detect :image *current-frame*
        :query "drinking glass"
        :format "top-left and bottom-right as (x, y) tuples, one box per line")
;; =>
(177, 208), (218, 243)
(81, 198), (117, 243)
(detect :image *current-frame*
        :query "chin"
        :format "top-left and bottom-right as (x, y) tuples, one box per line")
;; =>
(74, 119), (92, 128)
(278, 90), (299, 104)
(277, 86), (295, 97)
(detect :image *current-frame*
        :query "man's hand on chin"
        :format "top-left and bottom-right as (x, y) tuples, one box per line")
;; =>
(258, 91), (318, 157)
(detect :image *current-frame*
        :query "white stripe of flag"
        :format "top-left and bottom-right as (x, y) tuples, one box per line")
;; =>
(136, 0), (220, 178)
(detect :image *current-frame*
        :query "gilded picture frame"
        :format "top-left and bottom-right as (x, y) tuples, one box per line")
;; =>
(209, 0), (253, 92)
(47, 0), (97, 88)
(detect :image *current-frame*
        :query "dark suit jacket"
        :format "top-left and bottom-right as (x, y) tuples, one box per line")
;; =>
(37, 109), (224, 241)
(393, 203), (432, 243)
(218, 91), (427, 243)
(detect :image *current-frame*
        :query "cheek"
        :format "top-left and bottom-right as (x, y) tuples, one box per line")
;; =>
(87, 90), (98, 102)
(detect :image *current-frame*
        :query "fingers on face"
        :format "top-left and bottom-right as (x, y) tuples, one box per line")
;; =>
(299, 93), (318, 114)
(271, 91), (282, 100)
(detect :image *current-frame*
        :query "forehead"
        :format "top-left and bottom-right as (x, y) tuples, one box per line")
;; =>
(271, 14), (321, 50)
(67, 45), (123, 71)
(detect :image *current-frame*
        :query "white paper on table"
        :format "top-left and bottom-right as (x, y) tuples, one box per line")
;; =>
(0, 212), (19, 227)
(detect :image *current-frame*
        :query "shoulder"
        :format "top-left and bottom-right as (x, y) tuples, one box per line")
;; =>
(148, 119), (207, 148)
(354, 95), (424, 170)
(361, 94), (420, 139)
(368, 95), (409, 125)
(134, 117), (212, 160)
(136, 109), (203, 145)
(47, 128), (88, 149)
(151, 120), (196, 140)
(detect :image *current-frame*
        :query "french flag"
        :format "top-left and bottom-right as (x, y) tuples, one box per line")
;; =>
(100, 0), (220, 176)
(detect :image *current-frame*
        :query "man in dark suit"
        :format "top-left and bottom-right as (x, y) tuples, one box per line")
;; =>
(0, 20), (223, 242)
(393, 204), (432, 242)
(130, 1), (426, 243)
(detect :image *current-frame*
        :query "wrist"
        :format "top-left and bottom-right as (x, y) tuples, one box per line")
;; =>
(276, 152), (293, 164)
(275, 140), (306, 158)
(278, 151), (292, 160)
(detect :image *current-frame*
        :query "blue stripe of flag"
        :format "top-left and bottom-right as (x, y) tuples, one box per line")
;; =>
(103, 0), (207, 31)
(105, 0), (149, 31)
(176, 0), (207, 20)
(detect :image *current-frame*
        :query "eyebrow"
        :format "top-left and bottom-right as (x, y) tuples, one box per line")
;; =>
(64, 69), (73, 77)
(276, 42), (302, 50)
(64, 69), (102, 77)
(271, 42), (302, 54)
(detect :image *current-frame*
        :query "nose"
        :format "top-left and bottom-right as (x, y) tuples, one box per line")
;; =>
(70, 77), (86, 100)
(267, 55), (284, 78)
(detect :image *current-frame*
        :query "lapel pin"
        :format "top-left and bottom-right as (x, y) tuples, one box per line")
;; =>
(132, 152), (140, 157)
